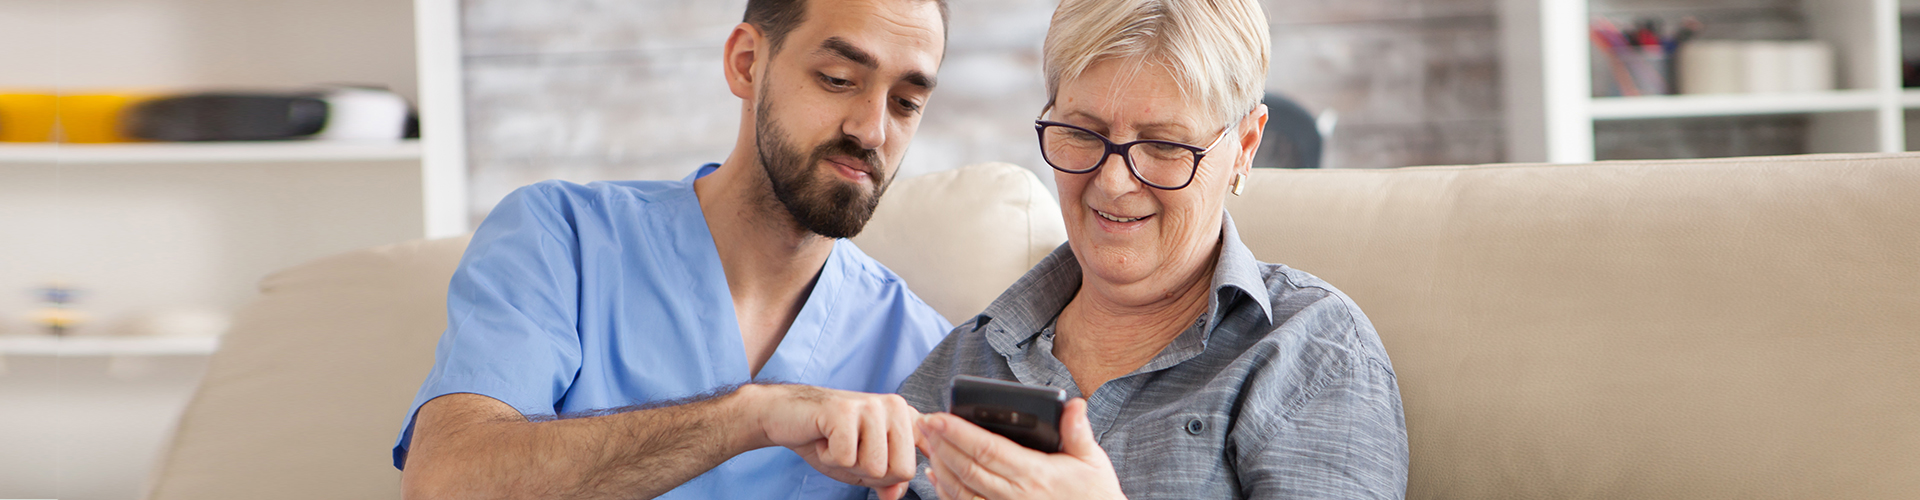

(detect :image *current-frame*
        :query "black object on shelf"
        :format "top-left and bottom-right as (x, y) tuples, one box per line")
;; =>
(125, 93), (329, 141)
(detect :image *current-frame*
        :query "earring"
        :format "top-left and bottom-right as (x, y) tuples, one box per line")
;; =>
(1231, 173), (1247, 196)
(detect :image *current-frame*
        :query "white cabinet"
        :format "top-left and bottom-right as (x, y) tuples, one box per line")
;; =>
(0, 0), (468, 340)
(1500, 0), (1909, 163)
(0, 0), (464, 498)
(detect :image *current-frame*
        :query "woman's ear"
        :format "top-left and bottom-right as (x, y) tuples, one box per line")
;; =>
(1235, 104), (1270, 174)
(723, 23), (766, 101)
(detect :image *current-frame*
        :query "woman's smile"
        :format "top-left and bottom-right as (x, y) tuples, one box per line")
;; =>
(1092, 207), (1154, 233)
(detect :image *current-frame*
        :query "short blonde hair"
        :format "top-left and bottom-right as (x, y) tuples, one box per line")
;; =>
(1042, 0), (1271, 125)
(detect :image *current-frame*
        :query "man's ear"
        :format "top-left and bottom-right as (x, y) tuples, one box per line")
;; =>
(723, 23), (766, 101)
(1236, 103), (1270, 173)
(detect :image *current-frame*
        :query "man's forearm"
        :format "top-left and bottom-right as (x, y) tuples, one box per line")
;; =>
(403, 388), (768, 500)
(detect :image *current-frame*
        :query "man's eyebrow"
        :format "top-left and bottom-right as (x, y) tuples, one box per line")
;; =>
(817, 37), (877, 69)
(817, 36), (937, 91)
(903, 70), (936, 91)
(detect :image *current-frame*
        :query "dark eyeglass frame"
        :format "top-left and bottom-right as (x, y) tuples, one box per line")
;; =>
(1033, 119), (1235, 191)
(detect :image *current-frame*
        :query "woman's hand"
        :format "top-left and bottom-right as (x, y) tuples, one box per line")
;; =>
(917, 398), (1126, 500)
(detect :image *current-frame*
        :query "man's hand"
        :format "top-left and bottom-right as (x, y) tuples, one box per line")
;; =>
(404, 386), (921, 500)
(737, 384), (922, 500)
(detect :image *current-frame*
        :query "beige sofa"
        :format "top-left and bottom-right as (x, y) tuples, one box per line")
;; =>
(147, 155), (1919, 499)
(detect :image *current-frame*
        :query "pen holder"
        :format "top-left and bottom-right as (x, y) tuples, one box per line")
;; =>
(1628, 46), (1671, 96)
(1594, 45), (1674, 97)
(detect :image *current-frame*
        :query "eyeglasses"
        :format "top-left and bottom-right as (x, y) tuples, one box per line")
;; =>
(1033, 119), (1235, 190)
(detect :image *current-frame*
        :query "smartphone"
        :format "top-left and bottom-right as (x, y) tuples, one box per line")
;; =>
(946, 375), (1068, 453)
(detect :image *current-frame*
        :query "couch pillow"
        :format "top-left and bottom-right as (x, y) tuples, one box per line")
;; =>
(854, 162), (1067, 324)
(146, 236), (469, 500)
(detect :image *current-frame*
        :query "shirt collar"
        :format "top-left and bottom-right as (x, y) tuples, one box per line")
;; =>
(686, 163), (720, 182)
(1208, 212), (1275, 330)
(972, 211), (1275, 356)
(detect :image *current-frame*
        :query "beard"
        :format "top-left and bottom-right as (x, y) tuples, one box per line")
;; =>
(753, 95), (891, 239)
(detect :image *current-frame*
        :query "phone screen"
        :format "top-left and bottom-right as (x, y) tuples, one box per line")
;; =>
(946, 375), (1068, 453)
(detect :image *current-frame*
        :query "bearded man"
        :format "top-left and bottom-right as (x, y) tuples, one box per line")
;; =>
(393, 0), (951, 498)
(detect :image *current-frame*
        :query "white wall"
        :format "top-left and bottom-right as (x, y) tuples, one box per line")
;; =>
(0, 0), (418, 99)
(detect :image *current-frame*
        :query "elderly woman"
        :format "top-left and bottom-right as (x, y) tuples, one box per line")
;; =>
(896, 0), (1407, 498)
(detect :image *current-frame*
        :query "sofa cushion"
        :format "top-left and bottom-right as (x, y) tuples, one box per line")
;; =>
(145, 236), (468, 500)
(852, 161), (1067, 324)
(1225, 153), (1920, 500)
(145, 162), (1065, 499)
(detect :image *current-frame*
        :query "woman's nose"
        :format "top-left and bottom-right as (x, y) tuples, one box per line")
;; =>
(1091, 149), (1142, 194)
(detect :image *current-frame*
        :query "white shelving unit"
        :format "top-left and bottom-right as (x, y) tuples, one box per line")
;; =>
(0, 336), (220, 357)
(0, 0), (468, 341)
(1588, 90), (1884, 119)
(0, 140), (422, 164)
(1501, 0), (1908, 163)
(0, 1), (465, 498)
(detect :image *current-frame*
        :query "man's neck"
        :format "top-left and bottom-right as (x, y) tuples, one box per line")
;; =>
(693, 152), (834, 377)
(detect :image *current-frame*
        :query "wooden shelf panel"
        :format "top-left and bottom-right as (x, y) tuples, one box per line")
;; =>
(0, 140), (421, 164)
(1590, 91), (1885, 120)
(0, 335), (220, 357)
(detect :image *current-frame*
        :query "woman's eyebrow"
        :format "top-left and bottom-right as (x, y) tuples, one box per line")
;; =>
(1061, 110), (1192, 137)
(1133, 122), (1196, 138)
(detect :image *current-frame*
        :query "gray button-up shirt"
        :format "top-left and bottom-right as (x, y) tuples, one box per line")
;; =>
(894, 213), (1408, 499)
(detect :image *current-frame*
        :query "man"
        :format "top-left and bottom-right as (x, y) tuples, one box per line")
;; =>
(394, 0), (951, 498)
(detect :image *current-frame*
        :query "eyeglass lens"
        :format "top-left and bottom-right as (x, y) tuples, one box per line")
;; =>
(1040, 125), (1197, 188)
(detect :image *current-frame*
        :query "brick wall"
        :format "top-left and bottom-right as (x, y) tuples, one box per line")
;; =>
(460, 0), (1827, 218)
(458, 0), (1509, 217)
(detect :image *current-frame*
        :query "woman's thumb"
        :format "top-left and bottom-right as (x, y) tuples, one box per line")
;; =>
(1059, 398), (1106, 461)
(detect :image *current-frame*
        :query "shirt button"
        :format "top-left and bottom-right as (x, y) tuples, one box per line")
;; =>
(1185, 419), (1205, 435)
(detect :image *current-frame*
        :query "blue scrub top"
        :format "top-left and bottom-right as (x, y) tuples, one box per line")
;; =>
(394, 164), (952, 500)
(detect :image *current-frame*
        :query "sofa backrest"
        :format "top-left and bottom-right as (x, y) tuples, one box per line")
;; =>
(144, 162), (1064, 500)
(853, 162), (1068, 324)
(151, 154), (1919, 499)
(1226, 153), (1920, 499)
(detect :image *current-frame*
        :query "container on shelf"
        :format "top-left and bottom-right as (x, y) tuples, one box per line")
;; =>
(0, 92), (57, 142)
(1504, 0), (1907, 163)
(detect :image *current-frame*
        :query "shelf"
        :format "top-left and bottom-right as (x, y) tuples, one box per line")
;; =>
(0, 140), (422, 164)
(1590, 91), (1884, 120)
(0, 335), (220, 357)
(1504, 0), (1904, 162)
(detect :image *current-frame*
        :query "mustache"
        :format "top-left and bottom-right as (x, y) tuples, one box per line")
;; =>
(812, 136), (883, 178)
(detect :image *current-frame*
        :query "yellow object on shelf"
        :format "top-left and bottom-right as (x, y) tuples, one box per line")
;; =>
(29, 308), (87, 336)
(59, 93), (154, 143)
(0, 92), (58, 142)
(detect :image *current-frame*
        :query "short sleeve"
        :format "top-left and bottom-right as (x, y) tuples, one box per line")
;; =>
(393, 182), (586, 468)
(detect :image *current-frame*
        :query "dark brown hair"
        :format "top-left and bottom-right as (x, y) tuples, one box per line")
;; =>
(744, 0), (950, 53)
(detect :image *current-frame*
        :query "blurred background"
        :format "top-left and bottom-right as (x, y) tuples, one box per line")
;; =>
(458, 0), (1506, 214)
(8, 0), (1920, 498)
